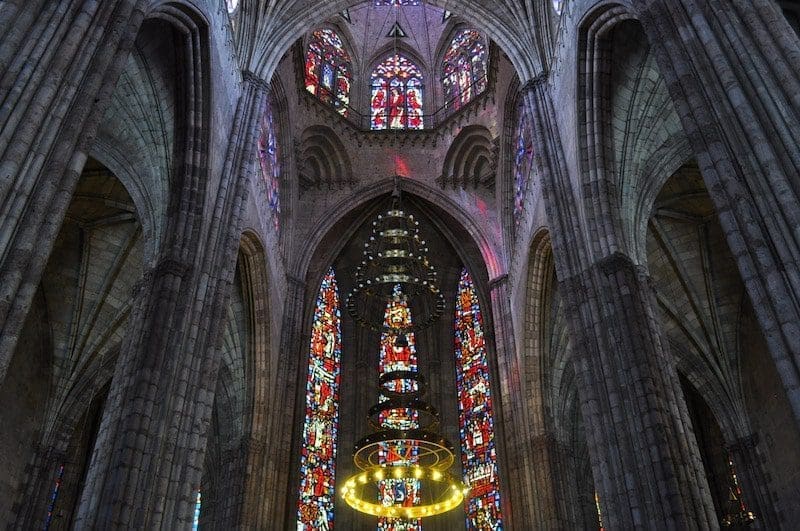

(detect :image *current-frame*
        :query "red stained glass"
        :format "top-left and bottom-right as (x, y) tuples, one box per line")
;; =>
(305, 29), (352, 116)
(455, 269), (503, 530)
(371, 55), (424, 130)
(377, 287), (422, 531)
(297, 269), (342, 530)
(442, 29), (488, 111)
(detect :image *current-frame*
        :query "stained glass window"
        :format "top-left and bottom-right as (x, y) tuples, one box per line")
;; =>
(512, 101), (534, 224)
(374, 0), (421, 5)
(377, 287), (422, 531)
(193, 491), (201, 531)
(297, 269), (343, 530)
(258, 95), (281, 233)
(455, 269), (502, 530)
(371, 54), (424, 130)
(43, 464), (64, 530)
(442, 29), (488, 111)
(305, 29), (352, 116)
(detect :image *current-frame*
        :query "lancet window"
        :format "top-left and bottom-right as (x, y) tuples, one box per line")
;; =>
(512, 101), (534, 224)
(257, 94), (281, 232)
(370, 54), (424, 130)
(304, 29), (353, 116)
(442, 29), (489, 111)
(297, 269), (343, 530)
(454, 269), (503, 529)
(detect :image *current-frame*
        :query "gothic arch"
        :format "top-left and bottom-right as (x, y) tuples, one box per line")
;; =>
(297, 125), (354, 191)
(577, 3), (691, 263)
(438, 125), (496, 191)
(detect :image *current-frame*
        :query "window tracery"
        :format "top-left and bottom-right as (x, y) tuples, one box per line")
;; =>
(371, 54), (424, 130)
(304, 29), (353, 116)
(455, 269), (502, 529)
(374, 0), (422, 5)
(442, 29), (488, 111)
(512, 101), (534, 224)
(257, 95), (281, 233)
(297, 269), (342, 530)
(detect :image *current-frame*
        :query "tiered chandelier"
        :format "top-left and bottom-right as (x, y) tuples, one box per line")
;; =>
(341, 186), (467, 520)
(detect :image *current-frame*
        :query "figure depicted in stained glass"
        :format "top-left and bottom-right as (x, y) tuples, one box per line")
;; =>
(442, 29), (489, 111)
(455, 269), (503, 530)
(377, 287), (422, 531)
(258, 95), (281, 233)
(297, 269), (342, 531)
(305, 29), (353, 116)
(512, 101), (534, 224)
(371, 54), (424, 130)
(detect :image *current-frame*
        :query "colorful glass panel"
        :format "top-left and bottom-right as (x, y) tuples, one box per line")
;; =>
(377, 287), (422, 531)
(297, 269), (343, 530)
(442, 29), (489, 111)
(455, 270), (502, 530)
(193, 491), (201, 531)
(258, 95), (281, 233)
(512, 101), (534, 224)
(43, 464), (64, 530)
(371, 54), (424, 130)
(305, 29), (352, 116)
(374, 0), (421, 5)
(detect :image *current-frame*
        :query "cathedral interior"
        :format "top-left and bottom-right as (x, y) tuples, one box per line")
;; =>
(1, 0), (799, 529)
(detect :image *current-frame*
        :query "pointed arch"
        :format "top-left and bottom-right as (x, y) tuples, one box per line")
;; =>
(304, 28), (353, 116)
(370, 54), (425, 130)
(441, 28), (489, 111)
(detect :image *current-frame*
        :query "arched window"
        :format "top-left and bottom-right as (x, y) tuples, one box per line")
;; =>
(442, 29), (489, 111)
(512, 101), (534, 224)
(304, 29), (353, 116)
(297, 269), (343, 530)
(377, 287), (422, 531)
(370, 54), (424, 130)
(257, 94), (281, 233)
(454, 269), (503, 529)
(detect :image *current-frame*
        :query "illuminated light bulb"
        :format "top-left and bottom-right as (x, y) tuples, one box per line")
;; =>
(375, 470), (384, 481)
(414, 467), (423, 479)
(393, 468), (403, 478)
(359, 474), (368, 484)
(432, 470), (442, 481)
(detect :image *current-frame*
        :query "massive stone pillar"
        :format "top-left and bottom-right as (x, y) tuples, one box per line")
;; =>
(635, 0), (800, 425)
(71, 72), (265, 528)
(0, 0), (146, 382)
(525, 79), (717, 529)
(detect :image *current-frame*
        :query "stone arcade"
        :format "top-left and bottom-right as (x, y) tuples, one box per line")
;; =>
(0, 0), (799, 529)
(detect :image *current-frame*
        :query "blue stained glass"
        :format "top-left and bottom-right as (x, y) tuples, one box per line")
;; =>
(297, 269), (343, 530)
(455, 269), (503, 530)
(258, 95), (281, 233)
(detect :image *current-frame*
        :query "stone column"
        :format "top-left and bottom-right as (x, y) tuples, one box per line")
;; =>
(525, 78), (718, 529)
(70, 74), (265, 528)
(262, 275), (307, 528)
(0, 0), (146, 381)
(485, 274), (527, 530)
(635, 0), (800, 424)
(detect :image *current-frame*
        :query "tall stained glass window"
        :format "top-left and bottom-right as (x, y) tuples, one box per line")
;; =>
(371, 54), (424, 130)
(374, 0), (421, 5)
(377, 287), (422, 531)
(512, 101), (534, 224)
(305, 29), (352, 116)
(258, 94), (281, 233)
(442, 29), (489, 111)
(455, 269), (502, 530)
(192, 491), (201, 531)
(297, 269), (343, 530)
